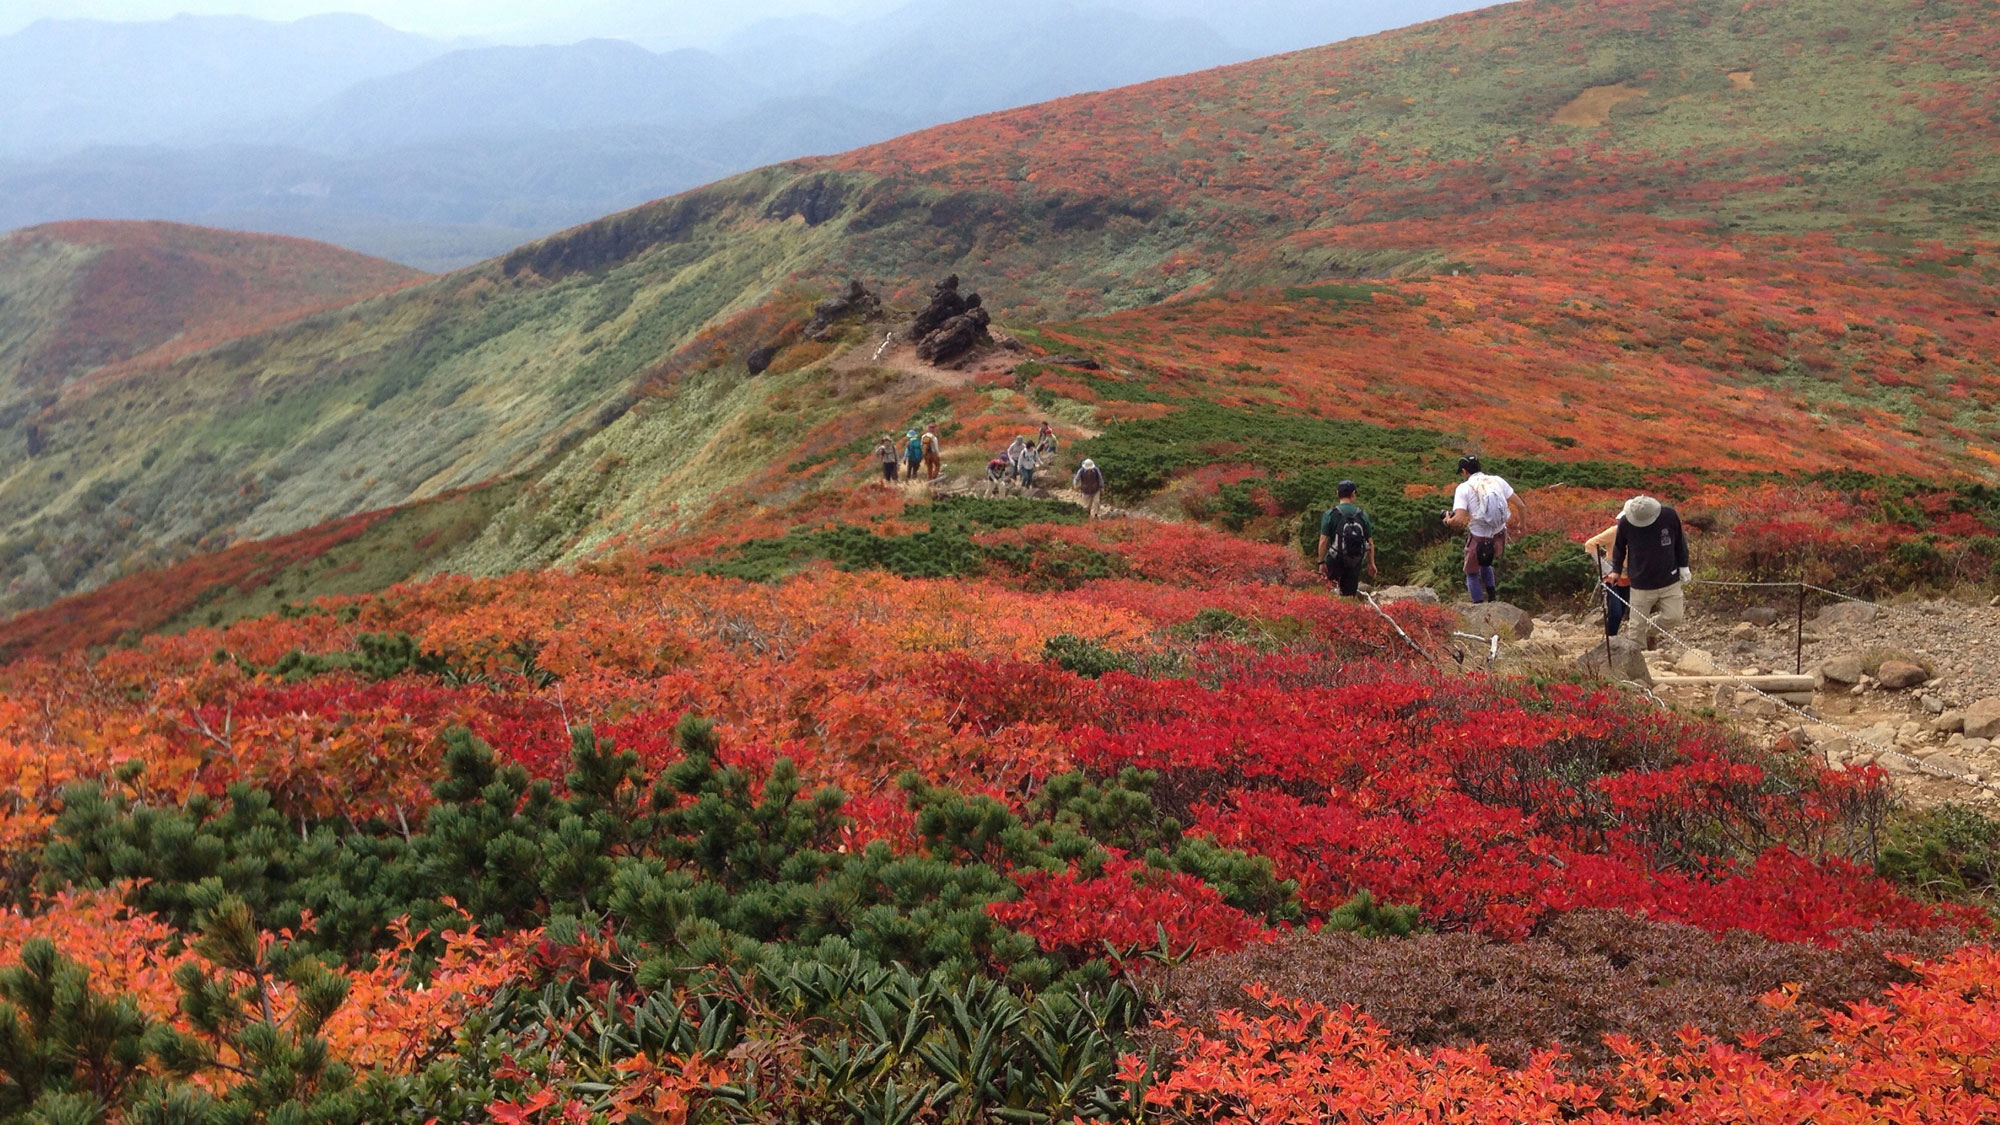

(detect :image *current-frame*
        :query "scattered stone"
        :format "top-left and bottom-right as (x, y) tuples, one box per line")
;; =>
(1876, 660), (1931, 691)
(745, 344), (779, 375)
(1967, 738), (1994, 754)
(1816, 602), (1881, 628)
(1923, 750), (1976, 776)
(1772, 727), (1812, 753)
(1819, 736), (1853, 764)
(1936, 711), (1968, 734)
(1674, 648), (1719, 676)
(1373, 586), (1441, 606)
(1921, 694), (1947, 715)
(1965, 698), (2000, 741)
(1740, 607), (1781, 627)
(1459, 601), (1535, 640)
(1817, 655), (1865, 686)
(1729, 622), (1758, 641)
(1576, 635), (1650, 685)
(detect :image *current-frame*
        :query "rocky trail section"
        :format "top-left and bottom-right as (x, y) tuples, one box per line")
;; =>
(1497, 593), (2000, 809)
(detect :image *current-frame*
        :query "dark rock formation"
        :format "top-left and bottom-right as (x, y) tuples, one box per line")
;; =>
(804, 279), (883, 341)
(909, 275), (982, 341)
(745, 345), (779, 375)
(916, 306), (992, 367)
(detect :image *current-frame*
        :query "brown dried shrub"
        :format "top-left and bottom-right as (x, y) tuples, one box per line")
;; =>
(1140, 909), (1963, 1069)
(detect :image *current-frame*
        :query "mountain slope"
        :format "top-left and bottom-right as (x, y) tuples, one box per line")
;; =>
(4, 0), (1997, 618)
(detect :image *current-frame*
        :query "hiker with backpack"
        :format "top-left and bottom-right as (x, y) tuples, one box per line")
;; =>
(1610, 494), (1691, 651)
(1017, 441), (1041, 490)
(875, 436), (901, 484)
(1073, 459), (1104, 518)
(1005, 435), (1030, 482)
(1317, 480), (1378, 598)
(1442, 455), (1525, 604)
(1036, 422), (1058, 460)
(986, 454), (1012, 495)
(922, 424), (942, 480)
(903, 430), (923, 482)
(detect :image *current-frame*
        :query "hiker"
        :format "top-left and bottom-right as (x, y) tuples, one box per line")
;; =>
(1583, 518), (1629, 637)
(875, 436), (901, 484)
(1316, 480), (1378, 598)
(1036, 421), (1058, 460)
(1611, 494), (1691, 651)
(1442, 455), (1525, 604)
(921, 424), (942, 479)
(1005, 435), (1029, 482)
(986, 454), (1011, 495)
(1017, 442), (1041, 490)
(1073, 458), (1104, 518)
(903, 430), (923, 482)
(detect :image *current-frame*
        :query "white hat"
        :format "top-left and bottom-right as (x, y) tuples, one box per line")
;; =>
(1622, 495), (1662, 528)
(1081, 459), (1096, 469)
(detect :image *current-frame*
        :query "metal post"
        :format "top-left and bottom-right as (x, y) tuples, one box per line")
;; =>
(1795, 578), (1806, 674)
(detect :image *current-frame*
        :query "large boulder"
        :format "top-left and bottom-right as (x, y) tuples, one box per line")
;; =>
(1816, 601), (1881, 628)
(1458, 601), (1535, 640)
(1817, 654), (1865, 686)
(1373, 586), (1440, 606)
(1966, 698), (2000, 742)
(1875, 660), (1931, 691)
(1576, 635), (1651, 685)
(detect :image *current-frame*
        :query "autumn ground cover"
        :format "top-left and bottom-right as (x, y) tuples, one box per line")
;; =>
(1, 497), (1997, 1123)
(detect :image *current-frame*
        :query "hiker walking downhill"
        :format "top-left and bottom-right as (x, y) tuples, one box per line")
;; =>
(1316, 480), (1378, 598)
(904, 430), (923, 482)
(1017, 442), (1041, 490)
(1611, 494), (1691, 651)
(875, 436), (901, 484)
(1443, 456), (1525, 604)
(1005, 435), (1029, 483)
(1036, 421), (1058, 460)
(1583, 517), (1629, 638)
(922, 424), (942, 480)
(1073, 458), (1104, 518)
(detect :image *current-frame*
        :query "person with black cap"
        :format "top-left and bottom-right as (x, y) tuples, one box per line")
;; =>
(1317, 480), (1377, 598)
(1611, 494), (1691, 650)
(1443, 455), (1525, 603)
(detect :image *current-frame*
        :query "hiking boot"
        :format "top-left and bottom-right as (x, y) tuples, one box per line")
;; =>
(1482, 586), (1497, 602)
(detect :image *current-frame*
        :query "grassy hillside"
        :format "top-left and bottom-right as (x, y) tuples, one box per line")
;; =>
(4, 0), (1997, 619)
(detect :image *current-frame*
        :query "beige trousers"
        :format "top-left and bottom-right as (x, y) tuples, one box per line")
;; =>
(1626, 582), (1685, 646)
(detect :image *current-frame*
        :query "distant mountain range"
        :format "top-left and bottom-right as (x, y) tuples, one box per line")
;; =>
(0, 1), (1475, 270)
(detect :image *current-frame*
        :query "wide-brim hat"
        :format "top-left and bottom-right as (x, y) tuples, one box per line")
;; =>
(1622, 495), (1662, 528)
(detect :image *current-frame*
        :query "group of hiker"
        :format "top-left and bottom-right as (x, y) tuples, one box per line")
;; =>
(873, 419), (1106, 517)
(1318, 455), (1691, 644)
(875, 425), (943, 483)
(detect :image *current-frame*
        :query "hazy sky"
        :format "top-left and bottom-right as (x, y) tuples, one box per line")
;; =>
(0, 0), (898, 43)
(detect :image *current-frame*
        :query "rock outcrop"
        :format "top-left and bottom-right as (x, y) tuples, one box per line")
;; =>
(910, 277), (993, 366)
(805, 279), (883, 341)
(910, 275), (981, 341)
(1577, 635), (1651, 685)
(1459, 601), (1535, 640)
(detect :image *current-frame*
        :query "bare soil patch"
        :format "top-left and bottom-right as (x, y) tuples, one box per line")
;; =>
(1553, 83), (1649, 127)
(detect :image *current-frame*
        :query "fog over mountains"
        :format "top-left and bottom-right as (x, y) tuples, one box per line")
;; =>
(0, 0), (1479, 270)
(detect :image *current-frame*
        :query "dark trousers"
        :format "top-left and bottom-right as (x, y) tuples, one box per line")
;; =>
(1603, 582), (1630, 637)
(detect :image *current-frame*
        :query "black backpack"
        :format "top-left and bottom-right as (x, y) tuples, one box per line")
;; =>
(1333, 507), (1369, 559)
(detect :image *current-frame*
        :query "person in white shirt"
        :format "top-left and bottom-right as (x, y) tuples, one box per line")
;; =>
(1442, 455), (1526, 604)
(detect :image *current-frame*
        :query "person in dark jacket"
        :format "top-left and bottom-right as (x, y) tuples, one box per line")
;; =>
(1316, 480), (1378, 598)
(1611, 494), (1691, 651)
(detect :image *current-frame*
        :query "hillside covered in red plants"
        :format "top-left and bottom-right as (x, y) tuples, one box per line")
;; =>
(0, 220), (421, 395)
(1, 498), (1996, 1121)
